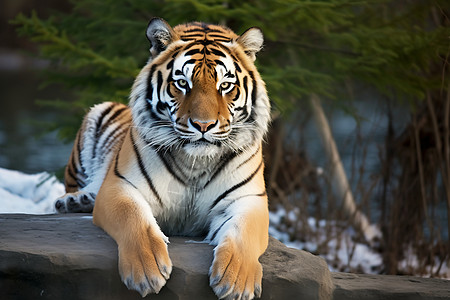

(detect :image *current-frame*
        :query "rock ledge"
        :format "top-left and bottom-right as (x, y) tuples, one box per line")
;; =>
(1, 214), (449, 300)
(0, 214), (333, 300)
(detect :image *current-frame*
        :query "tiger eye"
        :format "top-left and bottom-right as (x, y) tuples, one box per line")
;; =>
(220, 82), (230, 90)
(177, 79), (188, 88)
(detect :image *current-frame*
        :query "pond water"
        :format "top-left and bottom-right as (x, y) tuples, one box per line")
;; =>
(0, 71), (73, 175)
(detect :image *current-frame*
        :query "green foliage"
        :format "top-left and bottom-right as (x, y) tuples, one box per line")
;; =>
(11, 0), (450, 140)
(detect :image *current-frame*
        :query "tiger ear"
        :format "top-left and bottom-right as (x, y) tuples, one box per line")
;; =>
(146, 18), (178, 57)
(237, 27), (264, 61)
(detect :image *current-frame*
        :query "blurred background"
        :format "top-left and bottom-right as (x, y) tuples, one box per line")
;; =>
(1, 0), (449, 278)
(1, 0), (73, 173)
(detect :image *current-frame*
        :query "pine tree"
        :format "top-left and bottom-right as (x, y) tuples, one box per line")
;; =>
(12, 0), (449, 139)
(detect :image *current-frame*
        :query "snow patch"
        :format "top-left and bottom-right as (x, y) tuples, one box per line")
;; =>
(269, 205), (449, 278)
(269, 206), (384, 274)
(0, 167), (64, 214)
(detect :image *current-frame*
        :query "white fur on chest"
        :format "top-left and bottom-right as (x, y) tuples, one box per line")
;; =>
(124, 139), (262, 236)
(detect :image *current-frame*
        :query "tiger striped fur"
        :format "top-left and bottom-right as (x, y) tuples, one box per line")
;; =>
(55, 18), (271, 300)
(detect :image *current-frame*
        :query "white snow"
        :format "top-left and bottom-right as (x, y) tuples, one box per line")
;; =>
(269, 205), (383, 274)
(0, 167), (64, 214)
(269, 205), (449, 278)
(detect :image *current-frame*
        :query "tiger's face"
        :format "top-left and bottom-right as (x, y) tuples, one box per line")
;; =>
(130, 19), (270, 157)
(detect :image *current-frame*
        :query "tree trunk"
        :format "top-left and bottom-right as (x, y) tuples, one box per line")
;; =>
(310, 94), (380, 242)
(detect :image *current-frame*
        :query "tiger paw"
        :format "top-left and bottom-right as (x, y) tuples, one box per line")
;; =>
(118, 228), (172, 297)
(209, 238), (263, 300)
(55, 191), (96, 213)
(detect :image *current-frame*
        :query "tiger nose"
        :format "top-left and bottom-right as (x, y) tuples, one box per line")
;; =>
(189, 119), (217, 133)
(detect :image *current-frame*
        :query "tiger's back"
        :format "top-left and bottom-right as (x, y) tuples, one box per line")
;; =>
(57, 102), (131, 212)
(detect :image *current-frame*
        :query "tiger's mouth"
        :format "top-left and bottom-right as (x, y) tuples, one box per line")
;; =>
(183, 137), (222, 147)
(179, 136), (226, 158)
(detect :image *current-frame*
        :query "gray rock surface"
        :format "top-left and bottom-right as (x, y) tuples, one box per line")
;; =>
(0, 214), (334, 300)
(332, 272), (450, 300)
(1, 214), (449, 300)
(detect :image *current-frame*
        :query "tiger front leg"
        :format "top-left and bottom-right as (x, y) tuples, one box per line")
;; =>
(208, 196), (269, 300)
(118, 224), (172, 296)
(93, 181), (172, 297)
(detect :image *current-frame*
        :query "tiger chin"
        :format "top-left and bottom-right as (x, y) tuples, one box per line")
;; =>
(55, 18), (271, 300)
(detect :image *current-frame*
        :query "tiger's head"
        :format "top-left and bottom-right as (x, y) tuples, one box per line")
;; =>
(130, 18), (270, 157)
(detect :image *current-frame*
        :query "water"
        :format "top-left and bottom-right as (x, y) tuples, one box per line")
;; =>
(0, 71), (73, 175)
(284, 95), (411, 201)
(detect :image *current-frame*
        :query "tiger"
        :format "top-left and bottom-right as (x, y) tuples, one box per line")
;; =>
(55, 17), (271, 300)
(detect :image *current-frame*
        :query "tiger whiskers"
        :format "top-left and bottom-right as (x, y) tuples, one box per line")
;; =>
(187, 155), (197, 181)
(136, 130), (180, 153)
